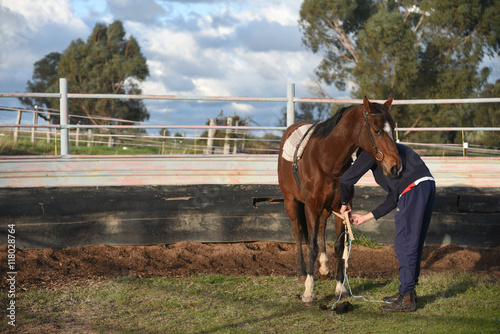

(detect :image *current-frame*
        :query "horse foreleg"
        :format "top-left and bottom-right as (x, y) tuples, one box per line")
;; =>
(318, 209), (331, 280)
(334, 215), (348, 299)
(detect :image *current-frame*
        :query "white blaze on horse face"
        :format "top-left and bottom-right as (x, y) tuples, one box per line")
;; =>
(384, 121), (394, 140)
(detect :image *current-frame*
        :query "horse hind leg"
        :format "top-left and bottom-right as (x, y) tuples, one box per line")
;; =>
(286, 200), (307, 281)
(302, 204), (320, 306)
(302, 235), (319, 306)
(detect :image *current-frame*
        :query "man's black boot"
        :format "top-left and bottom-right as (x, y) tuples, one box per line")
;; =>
(380, 292), (416, 312)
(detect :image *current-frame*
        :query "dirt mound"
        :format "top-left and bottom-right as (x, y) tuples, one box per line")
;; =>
(1, 242), (498, 291)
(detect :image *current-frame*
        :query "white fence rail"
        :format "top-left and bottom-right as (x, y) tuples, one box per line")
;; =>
(1, 78), (499, 157)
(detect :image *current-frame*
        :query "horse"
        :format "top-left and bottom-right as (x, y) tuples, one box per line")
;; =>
(277, 97), (402, 305)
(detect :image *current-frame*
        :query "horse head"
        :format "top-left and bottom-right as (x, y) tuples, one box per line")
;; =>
(359, 97), (402, 178)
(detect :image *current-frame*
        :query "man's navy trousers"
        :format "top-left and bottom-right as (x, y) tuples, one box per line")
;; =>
(394, 180), (436, 296)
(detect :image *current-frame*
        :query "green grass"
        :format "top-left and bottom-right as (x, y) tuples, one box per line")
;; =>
(1, 272), (498, 333)
(0, 133), (196, 155)
(329, 230), (384, 249)
(351, 230), (383, 249)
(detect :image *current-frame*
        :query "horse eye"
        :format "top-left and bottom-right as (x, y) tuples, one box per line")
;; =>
(374, 130), (382, 135)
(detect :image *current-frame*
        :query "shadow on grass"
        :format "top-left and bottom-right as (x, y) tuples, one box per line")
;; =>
(418, 280), (473, 309)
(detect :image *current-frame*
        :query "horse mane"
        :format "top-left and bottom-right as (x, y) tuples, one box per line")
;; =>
(310, 105), (354, 139)
(371, 102), (396, 128)
(310, 102), (395, 139)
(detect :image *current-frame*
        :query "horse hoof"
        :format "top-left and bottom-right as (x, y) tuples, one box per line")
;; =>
(302, 298), (316, 307)
(299, 275), (307, 283)
(319, 274), (330, 281)
(302, 295), (317, 306)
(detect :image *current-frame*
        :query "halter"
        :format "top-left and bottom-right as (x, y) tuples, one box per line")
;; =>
(358, 110), (385, 162)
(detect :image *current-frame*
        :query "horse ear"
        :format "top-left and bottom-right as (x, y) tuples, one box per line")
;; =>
(384, 96), (394, 110)
(363, 96), (373, 113)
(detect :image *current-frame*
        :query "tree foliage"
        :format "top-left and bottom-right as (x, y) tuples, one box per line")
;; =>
(299, 0), (500, 145)
(21, 20), (149, 125)
(470, 79), (500, 146)
(19, 52), (61, 115)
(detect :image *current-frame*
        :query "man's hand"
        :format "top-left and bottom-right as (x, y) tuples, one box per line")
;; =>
(340, 204), (351, 216)
(351, 213), (374, 226)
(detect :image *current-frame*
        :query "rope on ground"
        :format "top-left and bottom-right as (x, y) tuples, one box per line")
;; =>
(331, 236), (390, 310)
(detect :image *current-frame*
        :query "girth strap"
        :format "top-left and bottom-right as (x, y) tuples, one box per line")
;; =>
(292, 123), (318, 190)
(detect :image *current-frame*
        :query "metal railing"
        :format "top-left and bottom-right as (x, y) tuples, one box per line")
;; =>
(1, 78), (499, 157)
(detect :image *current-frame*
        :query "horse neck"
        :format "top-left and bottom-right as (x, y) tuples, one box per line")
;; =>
(318, 108), (361, 173)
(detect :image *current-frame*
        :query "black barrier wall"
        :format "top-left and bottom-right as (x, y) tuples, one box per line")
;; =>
(0, 185), (498, 249)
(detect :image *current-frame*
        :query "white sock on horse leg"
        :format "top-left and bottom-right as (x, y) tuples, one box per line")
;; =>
(302, 275), (315, 303)
(336, 280), (348, 297)
(319, 252), (330, 276)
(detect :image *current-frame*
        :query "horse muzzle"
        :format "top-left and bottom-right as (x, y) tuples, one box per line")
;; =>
(388, 164), (403, 178)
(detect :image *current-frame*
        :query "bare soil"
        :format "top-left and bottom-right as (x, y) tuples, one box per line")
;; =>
(1, 242), (499, 291)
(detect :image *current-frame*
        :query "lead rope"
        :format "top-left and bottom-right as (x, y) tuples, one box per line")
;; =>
(331, 212), (390, 310)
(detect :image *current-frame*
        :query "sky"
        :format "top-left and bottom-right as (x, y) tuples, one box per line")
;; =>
(0, 0), (340, 130)
(0, 0), (499, 131)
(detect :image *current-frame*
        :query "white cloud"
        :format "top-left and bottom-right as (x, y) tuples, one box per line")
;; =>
(141, 77), (169, 96)
(235, 0), (300, 26)
(195, 8), (237, 38)
(0, 0), (88, 97)
(2, 0), (77, 25)
(231, 102), (254, 113)
(0, 0), (336, 128)
(136, 25), (199, 61)
(120, 1), (329, 127)
(191, 78), (232, 96)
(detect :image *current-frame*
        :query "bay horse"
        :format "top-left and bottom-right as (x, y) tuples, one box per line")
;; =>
(278, 97), (402, 305)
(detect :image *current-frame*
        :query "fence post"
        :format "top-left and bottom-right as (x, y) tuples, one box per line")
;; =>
(59, 78), (69, 156)
(194, 129), (197, 154)
(46, 114), (51, 143)
(223, 117), (233, 154)
(286, 82), (295, 127)
(13, 109), (22, 142)
(206, 118), (215, 154)
(75, 122), (80, 146)
(87, 129), (93, 147)
(108, 133), (115, 148)
(31, 106), (38, 143)
(233, 119), (239, 154)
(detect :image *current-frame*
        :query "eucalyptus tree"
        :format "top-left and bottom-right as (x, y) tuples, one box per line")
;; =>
(299, 0), (500, 141)
(21, 20), (149, 125)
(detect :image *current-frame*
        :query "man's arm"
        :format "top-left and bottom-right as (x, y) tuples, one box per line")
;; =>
(339, 151), (376, 205)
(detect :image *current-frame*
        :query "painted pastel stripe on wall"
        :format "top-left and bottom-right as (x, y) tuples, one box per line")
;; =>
(0, 155), (498, 188)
